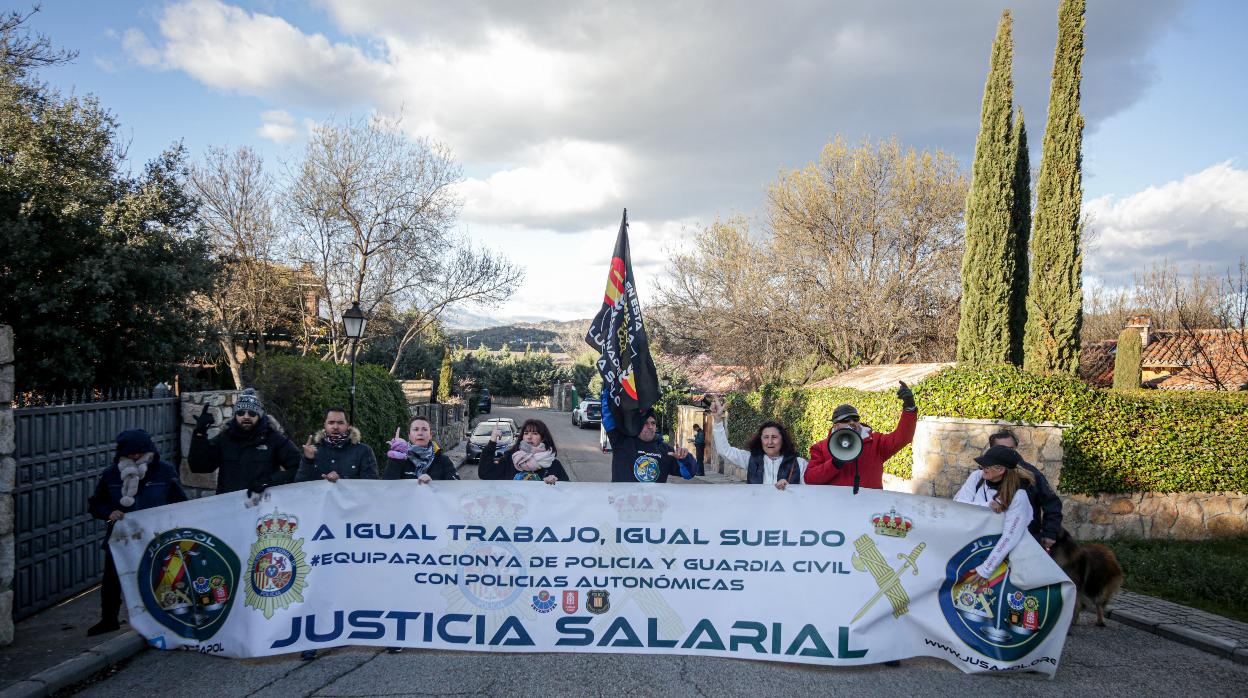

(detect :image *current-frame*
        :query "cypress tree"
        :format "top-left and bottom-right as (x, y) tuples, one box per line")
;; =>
(1008, 109), (1031, 365)
(956, 11), (1018, 365)
(437, 347), (453, 402)
(1112, 328), (1142, 391)
(1024, 0), (1086, 374)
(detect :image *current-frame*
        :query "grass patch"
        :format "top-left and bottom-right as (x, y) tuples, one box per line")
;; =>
(1101, 537), (1248, 623)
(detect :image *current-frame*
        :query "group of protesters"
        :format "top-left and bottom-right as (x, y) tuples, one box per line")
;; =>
(86, 382), (1064, 660)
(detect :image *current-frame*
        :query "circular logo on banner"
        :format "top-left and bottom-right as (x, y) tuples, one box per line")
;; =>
(138, 528), (241, 641)
(938, 536), (1064, 662)
(456, 540), (527, 610)
(633, 455), (660, 482)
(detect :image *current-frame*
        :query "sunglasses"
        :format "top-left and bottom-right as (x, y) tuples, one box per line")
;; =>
(237, 410), (260, 417)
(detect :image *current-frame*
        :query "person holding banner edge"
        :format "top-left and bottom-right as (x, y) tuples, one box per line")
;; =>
(601, 393), (696, 483)
(953, 444), (1036, 586)
(188, 388), (301, 500)
(383, 416), (459, 482)
(295, 407), (380, 483)
(708, 397), (806, 489)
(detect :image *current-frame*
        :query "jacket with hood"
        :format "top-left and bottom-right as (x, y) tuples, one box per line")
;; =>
(295, 427), (380, 482)
(477, 440), (570, 481)
(89, 434), (188, 546)
(383, 441), (459, 481)
(804, 409), (917, 489)
(188, 415), (301, 494)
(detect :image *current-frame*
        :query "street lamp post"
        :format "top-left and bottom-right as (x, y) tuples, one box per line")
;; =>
(342, 301), (367, 425)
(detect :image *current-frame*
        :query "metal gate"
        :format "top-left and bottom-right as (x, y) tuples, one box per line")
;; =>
(12, 396), (180, 619)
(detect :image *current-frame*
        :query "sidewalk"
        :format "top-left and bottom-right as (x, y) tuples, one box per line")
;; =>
(1108, 590), (1248, 664)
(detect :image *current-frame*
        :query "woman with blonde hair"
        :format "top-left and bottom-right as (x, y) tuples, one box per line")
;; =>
(953, 444), (1036, 585)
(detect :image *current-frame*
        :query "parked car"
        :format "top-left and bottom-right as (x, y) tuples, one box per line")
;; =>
(571, 399), (602, 429)
(465, 417), (518, 464)
(478, 389), (492, 414)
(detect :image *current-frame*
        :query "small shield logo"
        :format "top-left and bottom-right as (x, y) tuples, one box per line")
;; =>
(587, 589), (610, 614)
(562, 590), (579, 613)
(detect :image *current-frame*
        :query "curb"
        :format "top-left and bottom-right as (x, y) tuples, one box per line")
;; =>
(0, 631), (146, 698)
(1107, 607), (1244, 662)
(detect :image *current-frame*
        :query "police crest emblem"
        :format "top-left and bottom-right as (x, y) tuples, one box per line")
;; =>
(244, 510), (309, 619)
(137, 528), (241, 640)
(587, 589), (610, 614)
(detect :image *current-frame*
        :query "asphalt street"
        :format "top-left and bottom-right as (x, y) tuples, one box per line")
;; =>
(69, 408), (1248, 697)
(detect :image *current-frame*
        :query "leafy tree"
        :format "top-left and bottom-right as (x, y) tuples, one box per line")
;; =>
(436, 346), (453, 402)
(1112, 328), (1142, 390)
(1024, 0), (1086, 374)
(956, 11), (1020, 366)
(0, 17), (215, 390)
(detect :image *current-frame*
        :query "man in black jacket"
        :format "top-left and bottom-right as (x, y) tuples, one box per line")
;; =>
(188, 389), (301, 498)
(295, 407), (379, 482)
(988, 430), (1064, 552)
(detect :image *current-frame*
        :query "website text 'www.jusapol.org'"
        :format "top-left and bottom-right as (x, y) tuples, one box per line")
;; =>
(922, 638), (1057, 671)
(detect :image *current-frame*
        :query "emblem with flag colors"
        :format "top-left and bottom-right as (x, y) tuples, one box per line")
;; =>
(585, 209), (660, 436)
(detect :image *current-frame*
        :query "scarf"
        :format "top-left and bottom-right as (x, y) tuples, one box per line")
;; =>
(118, 453), (153, 507)
(407, 441), (438, 476)
(323, 431), (351, 448)
(512, 441), (556, 473)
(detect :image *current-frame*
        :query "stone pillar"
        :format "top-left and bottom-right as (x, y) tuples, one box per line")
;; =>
(896, 416), (1068, 499)
(177, 390), (239, 498)
(0, 325), (16, 645)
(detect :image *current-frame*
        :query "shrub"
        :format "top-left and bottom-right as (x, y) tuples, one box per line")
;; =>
(247, 355), (410, 458)
(1113, 328), (1141, 390)
(725, 364), (1248, 494)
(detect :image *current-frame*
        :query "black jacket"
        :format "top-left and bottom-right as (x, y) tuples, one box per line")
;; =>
(295, 427), (379, 482)
(89, 453), (188, 546)
(746, 451), (802, 485)
(383, 447), (459, 481)
(605, 430), (694, 483)
(478, 441), (570, 481)
(188, 415), (301, 494)
(1020, 460), (1064, 541)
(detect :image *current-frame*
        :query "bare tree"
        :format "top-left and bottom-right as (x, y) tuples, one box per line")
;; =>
(286, 115), (521, 369)
(0, 5), (77, 79)
(189, 146), (290, 388)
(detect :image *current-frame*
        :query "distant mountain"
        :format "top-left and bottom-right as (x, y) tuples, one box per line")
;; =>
(446, 318), (593, 354)
(442, 309), (556, 330)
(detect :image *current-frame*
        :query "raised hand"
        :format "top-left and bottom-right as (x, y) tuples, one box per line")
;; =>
(709, 396), (725, 421)
(303, 435), (317, 460)
(897, 381), (915, 410)
(491, 423), (502, 441)
(195, 404), (214, 431)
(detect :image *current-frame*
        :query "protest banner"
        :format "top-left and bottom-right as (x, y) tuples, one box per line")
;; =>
(109, 481), (1073, 674)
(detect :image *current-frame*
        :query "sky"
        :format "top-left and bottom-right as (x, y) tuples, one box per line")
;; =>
(28, 0), (1248, 325)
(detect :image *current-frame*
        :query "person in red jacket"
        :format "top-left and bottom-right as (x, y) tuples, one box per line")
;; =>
(805, 381), (917, 492)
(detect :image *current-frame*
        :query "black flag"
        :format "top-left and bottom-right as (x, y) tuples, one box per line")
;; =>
(585, 209), (660, 437)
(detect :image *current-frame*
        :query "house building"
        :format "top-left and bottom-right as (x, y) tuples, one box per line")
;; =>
(1080, 315), (1248, 390)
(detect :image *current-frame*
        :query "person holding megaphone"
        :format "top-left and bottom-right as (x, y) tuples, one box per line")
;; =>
(804, 381), (918, 493)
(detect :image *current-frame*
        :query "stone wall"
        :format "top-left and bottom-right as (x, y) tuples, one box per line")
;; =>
(177, 390), (240, 497)
(883, 415), (1248, 541)
(0, 326), (14, 644)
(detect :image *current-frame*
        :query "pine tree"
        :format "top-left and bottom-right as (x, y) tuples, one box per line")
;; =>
(437, 347), (453, 402)
(1008, 109), (1032, 365)
(1112, 328), (1142, 390)
(956, 11), (1019, 365)
(1024, 0), (1086, 374)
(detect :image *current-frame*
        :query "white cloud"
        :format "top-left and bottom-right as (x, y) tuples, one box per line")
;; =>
(125, 0), (387, 104)
(256, 109), (299, 144)
(1085, 161), (1248, 281)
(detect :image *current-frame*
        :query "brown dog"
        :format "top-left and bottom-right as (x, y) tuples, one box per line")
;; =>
(1048, 529), (1124, 626)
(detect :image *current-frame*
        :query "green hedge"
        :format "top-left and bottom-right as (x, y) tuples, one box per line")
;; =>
(726, 365), (1248, 494)
(247, 355), (411, 459)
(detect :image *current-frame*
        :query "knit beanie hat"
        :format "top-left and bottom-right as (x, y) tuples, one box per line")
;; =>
(234, 388), (264, 416)
(116, 429), (157, 459)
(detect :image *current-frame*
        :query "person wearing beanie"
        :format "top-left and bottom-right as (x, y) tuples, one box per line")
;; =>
(86, 429), (187, 636)
(188, 388), (301, 497)
(804, 381), (918, 491)
(601, 394), (696, 483)
(295, 407), (380, 482)
(953, 444), (1037, 584)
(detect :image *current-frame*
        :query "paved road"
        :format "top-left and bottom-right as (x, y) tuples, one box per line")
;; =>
(70, 408), (1247, 696)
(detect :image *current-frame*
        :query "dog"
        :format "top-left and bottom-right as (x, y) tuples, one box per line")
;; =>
(1047, 529), (1124, 627)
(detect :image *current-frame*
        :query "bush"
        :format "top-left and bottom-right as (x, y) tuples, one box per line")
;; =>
(247, 355), (411, 458)
(725, 365), (1248, 494)
(453, 353), (569, 399)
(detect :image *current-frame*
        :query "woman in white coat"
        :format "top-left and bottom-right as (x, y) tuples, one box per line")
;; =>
(708, 397), (807, 490)
(953, 444), (1036, 585)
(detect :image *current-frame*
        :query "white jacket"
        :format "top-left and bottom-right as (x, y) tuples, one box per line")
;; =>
(712, 422), (808, 485)
(954, 470), (1034, 578)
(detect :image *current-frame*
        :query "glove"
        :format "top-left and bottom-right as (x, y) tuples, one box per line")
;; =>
(246, 482), (267, 498)
(195, 405), (214, 433)
(386, 437), (410, 460)
(897, 381), (916, 411)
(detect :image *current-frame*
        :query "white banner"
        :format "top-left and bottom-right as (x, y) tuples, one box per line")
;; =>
(110, 481), (1073, 674)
